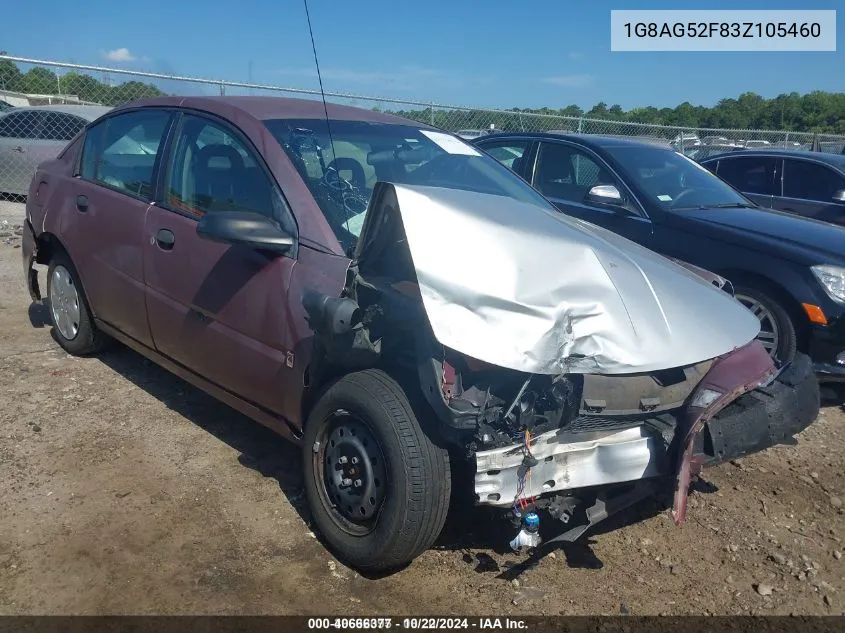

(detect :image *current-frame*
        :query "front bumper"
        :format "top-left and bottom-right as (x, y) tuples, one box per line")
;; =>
(474, 351), (819, 509)
(807, 317), (845, 383)
(697, 351), (820, 467)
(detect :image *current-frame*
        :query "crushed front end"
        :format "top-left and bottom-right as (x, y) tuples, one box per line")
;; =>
(301, 181), (821, 554)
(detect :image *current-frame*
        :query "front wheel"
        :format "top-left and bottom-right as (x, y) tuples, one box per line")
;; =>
(734, 285), (797, 362)
(302, 369), (451, 572)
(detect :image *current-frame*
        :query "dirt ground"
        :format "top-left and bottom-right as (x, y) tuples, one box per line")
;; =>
(0, 202), (843, 616)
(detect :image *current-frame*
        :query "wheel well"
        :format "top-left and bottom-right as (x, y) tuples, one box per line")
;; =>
(300, 360), (450, 446)
(34, 232), (66, 266)
(718, 268), (810, 352)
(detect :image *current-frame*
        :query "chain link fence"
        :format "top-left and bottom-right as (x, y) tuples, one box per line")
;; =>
(2, 54), (844, 199)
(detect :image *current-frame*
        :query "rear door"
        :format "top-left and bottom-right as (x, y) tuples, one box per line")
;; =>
(530, 140), (653, 244)
(143, 111), (296, 414)
(60, 108), (173, 347)
(778, 158), (845, 226)
(711, 155), (779, 208)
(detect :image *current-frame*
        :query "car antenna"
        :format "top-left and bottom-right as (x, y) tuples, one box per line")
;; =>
(303, 0), (354, 234)
(303, 0), (335, 154)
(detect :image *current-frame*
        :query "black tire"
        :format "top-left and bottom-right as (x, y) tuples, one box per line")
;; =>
(302, 369), (451, 572)
(46, 249), (106, 356)
(733, 284), (797, 362)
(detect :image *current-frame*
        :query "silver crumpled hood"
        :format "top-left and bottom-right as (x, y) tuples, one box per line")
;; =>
(367, 183), (761, 375)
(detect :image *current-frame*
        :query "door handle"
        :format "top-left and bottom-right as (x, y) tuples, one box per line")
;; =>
(155, 228), (176, 251)
(76, 194), (88, 213)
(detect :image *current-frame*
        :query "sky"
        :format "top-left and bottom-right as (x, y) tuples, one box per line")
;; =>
(1, 0), (842, 110)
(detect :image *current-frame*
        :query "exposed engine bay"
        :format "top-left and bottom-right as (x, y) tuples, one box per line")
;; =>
(302, 181), (819, 552)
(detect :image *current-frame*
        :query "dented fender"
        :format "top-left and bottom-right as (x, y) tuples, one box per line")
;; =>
(672, 341), (819, 524)
(21, 219), (41, 302)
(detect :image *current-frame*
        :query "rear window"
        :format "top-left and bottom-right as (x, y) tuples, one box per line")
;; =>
(80, 109), (170, 199)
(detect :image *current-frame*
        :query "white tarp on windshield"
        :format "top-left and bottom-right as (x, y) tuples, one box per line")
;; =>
(388, 183), (760, 375)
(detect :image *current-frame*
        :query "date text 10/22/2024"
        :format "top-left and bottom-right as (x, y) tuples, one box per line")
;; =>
(307, 618), (529, 630)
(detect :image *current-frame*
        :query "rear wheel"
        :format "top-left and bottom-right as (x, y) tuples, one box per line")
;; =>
(46, 250), (106, 356)
(302, 369), (451, 572)
(734, 285), (797, 362)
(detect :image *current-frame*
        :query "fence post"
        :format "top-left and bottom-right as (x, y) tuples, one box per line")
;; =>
(219, 82), (225, 96)
(577, 117), (584, 134)
(430, 105), (435, 126)
(784, 132), (789, 149)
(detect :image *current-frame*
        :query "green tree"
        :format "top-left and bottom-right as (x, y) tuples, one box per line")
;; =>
(0, 59), (23, 91)
(21, 67), (58, 94)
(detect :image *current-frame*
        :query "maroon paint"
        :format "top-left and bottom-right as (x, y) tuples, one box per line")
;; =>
(143, 204), (296, 414)
(26, 96), (382, 430)
(671, 339), (777, 524)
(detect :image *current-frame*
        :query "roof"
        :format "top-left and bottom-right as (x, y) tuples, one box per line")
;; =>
(699, 149), (845, 168)
(118, 95), (423, 126)
(479, 130), (676, 150)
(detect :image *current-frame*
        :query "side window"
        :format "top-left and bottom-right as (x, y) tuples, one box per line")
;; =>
(39, 112), (87, 142)
(80, 109), (170, 199)
(783, 159), (845, 202)
(716, 157), (778, 195)
(480, 140), (531, 172)
(0, 111), (42, 139)
(165, 114), (277, 218)
(533, 142), (618, 201)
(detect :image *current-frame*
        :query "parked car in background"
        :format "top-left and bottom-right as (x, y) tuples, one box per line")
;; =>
(22, 97), (819, 571)
(670, 133), (700, 149)
(473, 132), (845, 381)
(0, 104), (111, 196)
(701, 135), (731, 146)
(700, 150), (845, 227)
(683, 144), (741, 162)
(818, 141), (845, 155)
(742, 139), (771, 149)
(455, 128), (498, 140)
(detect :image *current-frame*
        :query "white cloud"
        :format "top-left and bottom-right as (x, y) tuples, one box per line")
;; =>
(541, 74), (594, 88)
(103, 48), (137, 63)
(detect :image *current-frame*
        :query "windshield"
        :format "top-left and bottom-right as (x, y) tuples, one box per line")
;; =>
(264, 118), (552, 251)
(605, 145), (750, 210)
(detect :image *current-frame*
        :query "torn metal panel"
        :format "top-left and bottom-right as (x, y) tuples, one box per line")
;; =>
(474, 426), (663, 506)
(672, 339), (778, 524)
(383, 183), (760, 375)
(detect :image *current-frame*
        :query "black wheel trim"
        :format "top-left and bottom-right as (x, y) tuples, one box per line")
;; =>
(312, 409), (389, 537)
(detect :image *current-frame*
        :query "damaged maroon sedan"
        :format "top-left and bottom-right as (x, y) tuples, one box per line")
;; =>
(21, 97), (820, 571)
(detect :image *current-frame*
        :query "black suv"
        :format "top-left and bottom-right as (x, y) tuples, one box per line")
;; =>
(473, 132), (845, 382)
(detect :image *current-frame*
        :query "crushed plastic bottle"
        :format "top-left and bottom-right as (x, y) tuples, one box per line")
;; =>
(509, 511), (541, 551)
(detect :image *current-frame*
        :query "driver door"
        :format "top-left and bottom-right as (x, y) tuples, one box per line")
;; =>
(531, 140), (653, 246)
(143, 111), (296, 415)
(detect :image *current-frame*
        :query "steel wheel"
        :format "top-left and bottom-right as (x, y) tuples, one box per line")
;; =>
(315, 409), (388, 536)
(736, 292), (780, 356)
(49, 264), (81, 341)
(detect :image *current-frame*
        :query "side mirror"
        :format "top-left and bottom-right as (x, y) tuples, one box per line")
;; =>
(197, 211), (294, 253)
(833, 189), (845, 203)
(586, 184), (624, 206)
